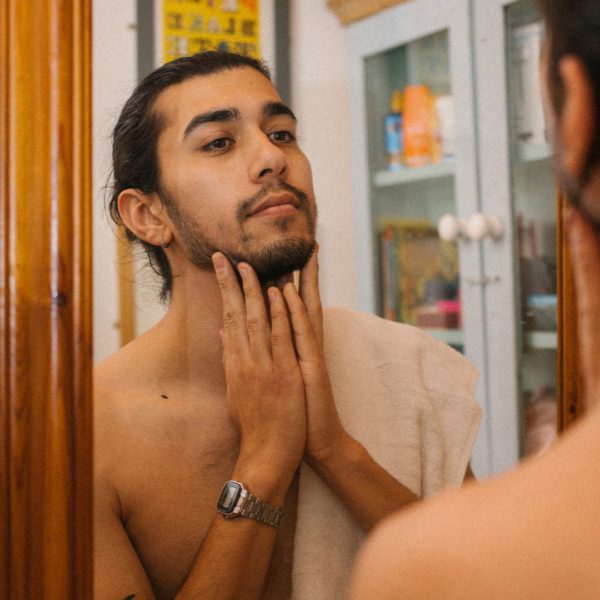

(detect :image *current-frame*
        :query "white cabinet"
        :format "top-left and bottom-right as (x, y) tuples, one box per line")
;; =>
(347, 0), (557, 477)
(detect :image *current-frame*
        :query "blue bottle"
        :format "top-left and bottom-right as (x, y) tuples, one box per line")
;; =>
(385, 90), (404, 170)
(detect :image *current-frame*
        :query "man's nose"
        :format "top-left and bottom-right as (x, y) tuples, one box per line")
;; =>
(249, 131), (288, 182)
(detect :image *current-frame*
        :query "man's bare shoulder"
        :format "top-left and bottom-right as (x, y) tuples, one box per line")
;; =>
(93, 325), (173, 476)
(352, 418), (600, 599)
(95, 327), (163, 397)
(350, 484), (478, 599)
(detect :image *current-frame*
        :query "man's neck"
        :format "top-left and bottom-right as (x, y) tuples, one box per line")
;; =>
(154, 265), (294, 391)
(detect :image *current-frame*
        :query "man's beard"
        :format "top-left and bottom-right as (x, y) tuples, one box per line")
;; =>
(158, 182), (317, 283)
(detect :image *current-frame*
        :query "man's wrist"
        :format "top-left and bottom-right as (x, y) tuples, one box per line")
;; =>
(306, 431), (363, 474)
(217, 480), (285, 528)
(232, 455), (296, 506)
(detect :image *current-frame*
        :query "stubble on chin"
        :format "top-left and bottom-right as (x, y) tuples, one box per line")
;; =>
(162, 182), (317, 281)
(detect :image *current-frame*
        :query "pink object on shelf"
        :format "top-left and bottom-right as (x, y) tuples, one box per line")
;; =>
(436, 300), (461, 313)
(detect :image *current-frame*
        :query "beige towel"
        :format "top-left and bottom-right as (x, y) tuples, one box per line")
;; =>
(291, 307), (481, 599)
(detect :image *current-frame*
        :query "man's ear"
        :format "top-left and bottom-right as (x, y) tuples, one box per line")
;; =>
(558, 56), (597, 180)
(117, 189), (172, 247)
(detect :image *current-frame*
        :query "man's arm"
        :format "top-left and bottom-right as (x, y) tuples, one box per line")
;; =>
(280, 249), (421, 530)
(96, 254), (306, 600)
(303, 432), (419, 530)
(94, 473), (157, 599)
(94, 466), (289, 600)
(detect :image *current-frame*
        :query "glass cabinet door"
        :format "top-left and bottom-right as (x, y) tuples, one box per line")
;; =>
(347, 0), (490, 472)
(506, 1), (557, 459)
(347, 0), (481, 342)
(365, 31), (463, 347)
(475, 0), (557, 475)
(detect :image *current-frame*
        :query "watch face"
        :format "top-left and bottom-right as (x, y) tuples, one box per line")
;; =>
(217, 481), (242, 514)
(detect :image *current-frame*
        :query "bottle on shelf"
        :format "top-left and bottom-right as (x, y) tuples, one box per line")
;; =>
(434, 95), (455, 159)
(403, 84), (431, 168)
(384, 90), (404, 171)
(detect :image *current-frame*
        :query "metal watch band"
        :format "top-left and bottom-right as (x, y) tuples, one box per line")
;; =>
(240, 491), (285, 528)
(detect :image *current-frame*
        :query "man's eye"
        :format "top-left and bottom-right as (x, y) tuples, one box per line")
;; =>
(203, 137), (233, 151)
(269, 131), (295, 143)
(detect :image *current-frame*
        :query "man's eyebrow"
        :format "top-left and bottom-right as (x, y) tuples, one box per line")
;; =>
(182, 107), (240, 139)
(263, 101), (297, 122)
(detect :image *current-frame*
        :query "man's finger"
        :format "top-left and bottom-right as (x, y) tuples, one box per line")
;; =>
(283, 282), (321, 364)
(298, 245), (324, 346)
(268, 286), (297, 369)
(238, 262), (271, 357)
(212, 252), (249, 354)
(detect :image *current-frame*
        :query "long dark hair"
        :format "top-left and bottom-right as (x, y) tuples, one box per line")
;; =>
(537, 0), (600, 181)
(109, 51), (271, 301)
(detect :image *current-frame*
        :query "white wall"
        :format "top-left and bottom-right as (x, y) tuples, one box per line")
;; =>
(92, 0), (138, 363)
(289, 0), (357, 310)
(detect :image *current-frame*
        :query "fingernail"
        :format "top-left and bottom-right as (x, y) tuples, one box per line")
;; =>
(212, 253), (225, 270)
(268, 287), (278, 303)
(238, 264), (248, 279)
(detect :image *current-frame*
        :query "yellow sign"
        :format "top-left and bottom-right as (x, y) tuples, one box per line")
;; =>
(163, 0), (261, 62)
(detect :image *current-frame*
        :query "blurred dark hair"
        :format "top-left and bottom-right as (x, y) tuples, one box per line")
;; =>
(109, 51), (271, 301)
(537, 0), (600, 180)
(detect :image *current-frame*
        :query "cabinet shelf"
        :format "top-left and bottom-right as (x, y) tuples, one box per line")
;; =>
(519, 142), (552, 163)
(423, 328), (464, 346)
(525, 331), (557, 350)
(373, 159), (455, 187)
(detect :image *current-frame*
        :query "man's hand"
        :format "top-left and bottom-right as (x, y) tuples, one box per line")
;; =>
(282, 248), (418, 529)
(212, 252), (306, 494)
(568, 208), (600, 406)
(281, 248), (349, 465)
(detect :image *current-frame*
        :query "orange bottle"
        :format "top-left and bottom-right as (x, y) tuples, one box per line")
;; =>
(403, 84), (432, 168)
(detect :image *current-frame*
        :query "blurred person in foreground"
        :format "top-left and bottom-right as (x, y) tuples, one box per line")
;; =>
(350, 1), (600, 598)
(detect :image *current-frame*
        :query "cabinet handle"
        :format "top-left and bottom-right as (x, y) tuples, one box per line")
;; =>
(465, 213), (504, 241)
(438, 213), (504, 242)
(438, 213), (468, 242)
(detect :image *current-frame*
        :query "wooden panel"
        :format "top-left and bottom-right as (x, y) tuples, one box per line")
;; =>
(117, 229), (137, 347)
(0, 0), (9, 597)
(557, 192), (583, 431)
(327, 0), (409, 24)
(0, 1), (93, 598)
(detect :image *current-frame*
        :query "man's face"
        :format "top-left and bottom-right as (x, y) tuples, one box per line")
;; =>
(153, 66), (317, 281)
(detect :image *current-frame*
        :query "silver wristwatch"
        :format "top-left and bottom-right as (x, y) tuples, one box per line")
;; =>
(217, 480), (285, 528)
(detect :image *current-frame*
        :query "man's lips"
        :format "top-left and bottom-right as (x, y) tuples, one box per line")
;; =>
(250, 193), (300, 217)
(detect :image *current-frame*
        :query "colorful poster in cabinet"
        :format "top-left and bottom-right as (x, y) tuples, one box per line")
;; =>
(379, 220), (459, 328)
(163, 0), (261, 63)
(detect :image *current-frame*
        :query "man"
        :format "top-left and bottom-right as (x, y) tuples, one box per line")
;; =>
(95, 51), (481, 600)
(350, 1), (600, 598)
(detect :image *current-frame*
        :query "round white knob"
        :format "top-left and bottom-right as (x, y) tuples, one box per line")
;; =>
(466, 212), (488, 241)
(438, 213), (462, 242)
(465, 213), (504, 241)
(486, 215), (504, 240)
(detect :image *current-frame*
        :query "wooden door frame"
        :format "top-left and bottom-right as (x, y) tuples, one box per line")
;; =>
(0, 1), (93, 597)
(557, 193), (584, 430)
(327, 0), (410, 24)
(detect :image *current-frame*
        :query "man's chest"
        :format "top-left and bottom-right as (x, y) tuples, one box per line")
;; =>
(110, 400), (297, 598)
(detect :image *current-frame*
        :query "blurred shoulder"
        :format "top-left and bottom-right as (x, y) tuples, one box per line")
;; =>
(350, 482), (487, 600)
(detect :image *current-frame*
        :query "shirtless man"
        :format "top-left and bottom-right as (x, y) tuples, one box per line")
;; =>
(350, 1), (600, 598)
(94, 51), (479, 600)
